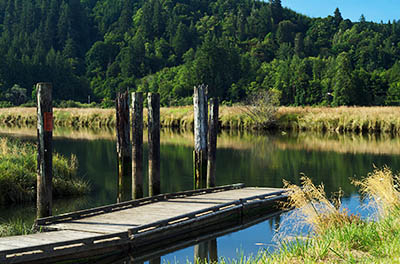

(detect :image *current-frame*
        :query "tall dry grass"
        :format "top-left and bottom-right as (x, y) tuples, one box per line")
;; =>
(280, 176), (360, 235)
(267, 166), (400, 263)
(2, 106), (400, 134)
(354, 166), (400, 217)
(278, 106), (400, 134)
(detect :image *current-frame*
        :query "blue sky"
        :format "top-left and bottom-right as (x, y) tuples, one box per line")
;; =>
(281, 0), (399, 23)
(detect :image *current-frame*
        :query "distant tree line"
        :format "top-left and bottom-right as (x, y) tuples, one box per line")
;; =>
(0, 0), (399, 106)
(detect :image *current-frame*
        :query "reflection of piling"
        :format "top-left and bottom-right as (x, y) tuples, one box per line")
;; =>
(194, 238), (218, 263)
(116, 91), (132, 202)
(194, 242), (208, 263)
(207, 98), (218, 188)
(37, 82), (53, 218)
(193, 85), (208, 189)
(148, 93), (161, 196)
(149, 257), (161, 264)
(208, 238), (218, 262)
(132, 92), (143, 199)
(193, 85), (213, 263)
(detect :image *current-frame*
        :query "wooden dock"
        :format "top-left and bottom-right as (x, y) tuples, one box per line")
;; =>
(0, 184), (288, 264)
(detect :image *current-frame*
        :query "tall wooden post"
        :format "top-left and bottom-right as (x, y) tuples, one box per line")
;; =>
(116, 91), (132, 202)
(193, 85), (209, 261)
(206, 98), (219, 264)
(37, 82), (53, 218)
(132, 92), (144, 199)
(193, 84), (208, 189)
(207, 98), (219, 188)
(148, 93), (160, 196)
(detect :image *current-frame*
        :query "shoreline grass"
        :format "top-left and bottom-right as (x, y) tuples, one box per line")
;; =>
(260, 166), (400, 263)
(2, 106), (400, 134)
(0, 137), (90, 205)
(0, 219), (36, 237)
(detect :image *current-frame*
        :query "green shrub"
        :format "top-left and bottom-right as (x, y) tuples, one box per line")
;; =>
(0, 101), (13, 108)
(0, 137), (90, 205)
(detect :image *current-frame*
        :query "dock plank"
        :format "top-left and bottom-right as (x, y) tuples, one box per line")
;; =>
(45, 187), (283, 234)
(0, 185), (288, 264)
(0, 231), (99, 251)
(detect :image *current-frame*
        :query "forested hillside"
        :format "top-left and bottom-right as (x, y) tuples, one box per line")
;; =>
(0, 0), (399, 106)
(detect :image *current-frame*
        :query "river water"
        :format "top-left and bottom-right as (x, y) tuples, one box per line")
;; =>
(1, 126), (400, 262)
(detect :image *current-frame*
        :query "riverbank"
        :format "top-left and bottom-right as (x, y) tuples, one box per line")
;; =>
(0, 137), (90, 206)
(1, 106), (400, 134)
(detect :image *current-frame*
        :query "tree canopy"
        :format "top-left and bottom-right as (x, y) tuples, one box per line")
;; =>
(0, 0), (399, 106)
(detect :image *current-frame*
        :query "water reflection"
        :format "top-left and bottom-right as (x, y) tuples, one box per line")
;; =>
(1, 126), (400, 261)
(73, 214), (283, 264)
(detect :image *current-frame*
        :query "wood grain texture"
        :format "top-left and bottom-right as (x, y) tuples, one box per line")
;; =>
(2, 186), (287, 264)
(36, 82), (53, 218)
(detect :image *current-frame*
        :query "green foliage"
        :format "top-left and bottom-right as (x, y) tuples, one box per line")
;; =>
(0, 0), (399, 106)
(0, 137), (90, 205)
(0, 219), (35, 237)
(56, 100), (98, 108)
(0, 101), (12, 108)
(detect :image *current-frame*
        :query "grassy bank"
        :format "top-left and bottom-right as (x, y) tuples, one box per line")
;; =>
(258, 167), (400, 263)
(0, 220), (36, 237)
(278, 106), (400, 134)
(0, 137), (90, 205)
(2, 106), (400, 134)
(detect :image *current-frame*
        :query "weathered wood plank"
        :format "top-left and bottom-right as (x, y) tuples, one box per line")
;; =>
(36, 183), (244, 226)
(44, 188), (285, 234)
(2, 186), (288, 264)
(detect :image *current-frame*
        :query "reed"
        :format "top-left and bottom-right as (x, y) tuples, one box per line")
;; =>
(277, 106), (400, 134)
(262, 167), (400, 263)
(0, 137), (90, 205)
(2, 106), (400, 134)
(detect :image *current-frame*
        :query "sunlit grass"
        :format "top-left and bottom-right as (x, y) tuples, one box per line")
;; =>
(263, 166), (400, 263)
(278, 106), (400, 134)
(2, 106), (400, 134)
(188, 167), (400, 263)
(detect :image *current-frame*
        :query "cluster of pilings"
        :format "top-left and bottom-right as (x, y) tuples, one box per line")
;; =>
(35, 82), (219, 214)
(35, 83), (219, 262)
(116, 91), (161, 202)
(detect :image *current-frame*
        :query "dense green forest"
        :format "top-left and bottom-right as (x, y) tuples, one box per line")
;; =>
(0, 0), (399, 107)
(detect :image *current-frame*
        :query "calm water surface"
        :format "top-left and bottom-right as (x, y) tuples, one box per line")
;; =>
(1, 127), (400, 262)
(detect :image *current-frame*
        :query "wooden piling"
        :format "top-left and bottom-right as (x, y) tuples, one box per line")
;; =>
(132, 92), (144, 199)
(37, 82), (53, 218)
(207, 98), (219, 188)
(193, 85), (208, 189)
(116, 91), (132, 202)
(148, 93), (161, 196)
